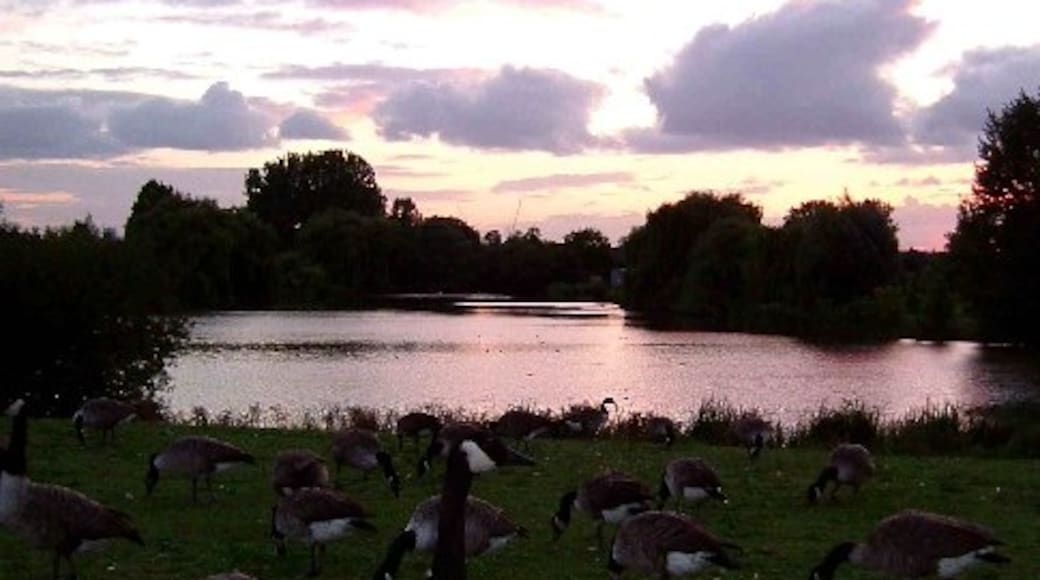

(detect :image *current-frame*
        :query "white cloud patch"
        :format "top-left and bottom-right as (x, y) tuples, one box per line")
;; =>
(631, 0), (932, 152)
(279, 110), (349, 140)
(108, 82), (276, 151)
(492, 172), (634, 193)
(373, 66), (605, 154)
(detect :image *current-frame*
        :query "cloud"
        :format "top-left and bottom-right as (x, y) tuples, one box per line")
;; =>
(0, 67), (199, 81)
(157, 10), (347, 34)
(631, 0), (932, 152)
(373, 66), (605, 154)
(108, 82), (276, 151)
(279, 110), (349, 140)
(492, 172), (633, 193)
(305, 0), (596, 12)
(914, 46), (1040, 152)
(891, 195), (958, 251)
(0, 162), (247, 230)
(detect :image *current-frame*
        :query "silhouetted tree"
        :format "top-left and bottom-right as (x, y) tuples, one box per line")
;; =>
(949, 89), (1040, 345)
(245, 150), (385, 244)
(390, 197), (422, 227)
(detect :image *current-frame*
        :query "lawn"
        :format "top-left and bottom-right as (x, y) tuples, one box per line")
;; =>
(0, 419), (1036, 579)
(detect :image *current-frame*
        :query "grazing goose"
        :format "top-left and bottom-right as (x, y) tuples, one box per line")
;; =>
(492, 409), (557, 448)
(270, 487), (376, 577)
(1, 400), (144, 580)
(733, 413), (773, 459)
(608, 511), (740, 578)
(647, 415), (678, 447)
(809, 510), (1009, 579)
(272, 449), (330, 496)
(145, 435), (255, 502)
(396, 412), (442, 450)
(72, 398), (136, 445)
(658, 458), (727, 511)
(331, 429), (400, 497)
(429, 430), (535, 580)
(373, 495), (525, 580)
(551, 470), (654, 548)
(417, 422), (487, 478)
(560, 397), (617, 437)
(808, 443), (875, 503)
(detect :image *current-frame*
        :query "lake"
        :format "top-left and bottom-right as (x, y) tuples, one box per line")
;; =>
(167, 305), (1040, 426)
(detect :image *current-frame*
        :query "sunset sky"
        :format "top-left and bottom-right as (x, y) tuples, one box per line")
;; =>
(1, 0), (1038, 249)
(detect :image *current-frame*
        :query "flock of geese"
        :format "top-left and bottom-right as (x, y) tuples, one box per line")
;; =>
(0, 396), (1014, 579)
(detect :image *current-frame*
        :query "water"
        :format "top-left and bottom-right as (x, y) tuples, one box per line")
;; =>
(167, 306), (1040, 426)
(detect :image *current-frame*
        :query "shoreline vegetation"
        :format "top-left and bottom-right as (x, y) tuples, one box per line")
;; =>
(170, 398), (1039, 459)
(1, 406), (1037, 579)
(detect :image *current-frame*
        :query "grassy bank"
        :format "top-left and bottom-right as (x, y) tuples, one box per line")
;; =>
(1, 419), (1037, 579)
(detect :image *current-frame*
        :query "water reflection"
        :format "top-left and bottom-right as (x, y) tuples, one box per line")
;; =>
(167, 309), (1040, 426)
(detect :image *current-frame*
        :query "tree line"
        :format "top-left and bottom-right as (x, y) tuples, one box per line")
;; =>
(2, 89), (1037, 415)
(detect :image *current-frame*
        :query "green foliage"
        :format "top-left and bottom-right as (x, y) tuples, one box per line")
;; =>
(0, 218), (188, 416)
(245, 149), (386, 244)
(949, 89), (1040, 345)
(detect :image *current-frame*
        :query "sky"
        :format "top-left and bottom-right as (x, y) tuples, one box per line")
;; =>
(0, 0), (1038, 250)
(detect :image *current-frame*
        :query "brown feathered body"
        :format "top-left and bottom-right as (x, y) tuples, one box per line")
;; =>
(610, 511), (737, 577)
(492, 410), (556, 443)
(73, 398), (136, 443)
(829, 443), (875, 487)
(733, 414), (773, 457)
(1, 477), (143, 559)
(153, 436), (254, 475)
(561, 398), (615, 437)
(272, 449), (329, 496)
(272, 487), (376, 576)
(661, 458), (726, 507)
(331, 429), (382, 471)
(647, 416), (678, 446)
(850, 510), (1006, 577)
(577, 472), (655, 522)
(396, 412), (442, 448)
(407, 495), (523, 555)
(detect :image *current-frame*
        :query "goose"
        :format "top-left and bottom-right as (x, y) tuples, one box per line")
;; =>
(270, 486), (377, 577)
(429, 430), (535, 580)
(560, 397), (617, 437)
(647, 415), (678, 447)
(658, 458), (727, 511)
(396, 412), (442, 450)
(492, 409), (557, 448)
(145, 435), (255, 502)
(608, 511), (740, 578)
(372, 494), (525, 580)
(809, 509), (1009, 579)
(272, 449), (330, 496)
(808, 443), (875, 503)
(551, 470), (654, 548)
(417, 422), (487, 478)
(203, 572), (257, 580)
(733, 413), (773, 459)
(1, 400), (144, 580)
(330, 429), (400, 497)
(72, 398), (136, 445)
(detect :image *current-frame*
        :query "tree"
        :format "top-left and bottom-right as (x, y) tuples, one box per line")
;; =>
(949, 89), (1040, 345)
(390, 197), (421, 227)
(245, 150), (386, 244)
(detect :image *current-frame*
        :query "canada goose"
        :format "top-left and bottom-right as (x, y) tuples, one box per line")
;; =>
(272, 449), (330, 496)
(396, 412), (442, 450)
(145, 435), (255, 502)
(331, 429), (400, 497)
(808, 509), (1009, 579)
(72, 398), (136, 445)
(417, 422), (487, 478)
(608, 511), (740, 578)
(647, 416), (678, 447)
(560, 397), (617, 437)
(1, 400), (144, 580)
(551, 470), (654, 548)
(492, 409), (557, 448)
(270, 486), (377, 577)
(203, 572), (257, 580)
(808, 443), (875, 503)
(733, 413), (773, 459)
(429, 430), (535, 580)
(658, 458), (727, 511)
(373, 494), (524, 580)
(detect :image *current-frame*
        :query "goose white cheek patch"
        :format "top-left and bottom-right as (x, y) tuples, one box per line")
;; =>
(460, 441), (497, 473)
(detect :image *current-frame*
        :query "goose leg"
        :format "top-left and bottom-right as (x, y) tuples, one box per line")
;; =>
(52, 551), (61, 580)
(596, 521), (605, 550)
(205, 476), (215, 502)
(65, 554), (78, 580)
(191, 477), (198, 503)
(307, 543), (321, 577)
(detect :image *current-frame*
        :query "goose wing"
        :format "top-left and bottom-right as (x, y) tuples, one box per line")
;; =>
(283, 488), (370, 524)
(864, 511), (1001, 574)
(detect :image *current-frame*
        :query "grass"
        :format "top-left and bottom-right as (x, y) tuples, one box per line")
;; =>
(1, 418), (1038, 579)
